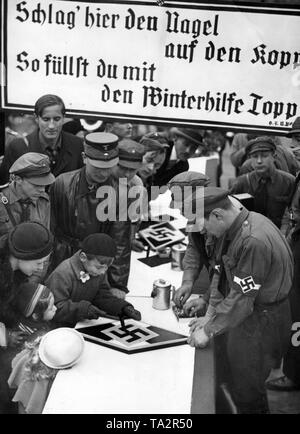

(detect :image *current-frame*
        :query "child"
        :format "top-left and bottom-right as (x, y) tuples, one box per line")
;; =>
(45, 233), (141, 327)
(0, 221), (53, 414)
(14, 282), (57, 339)
(8, 328), (84, 414)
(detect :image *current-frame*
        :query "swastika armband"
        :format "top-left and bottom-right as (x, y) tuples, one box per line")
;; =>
(233, 275), (261, 295)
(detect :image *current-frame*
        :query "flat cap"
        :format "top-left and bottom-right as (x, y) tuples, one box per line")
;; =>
(184, 187), (230, 222)
(171, 127), (203, 147)
(139, 132), (169, 152)
(168, 171), (211, 209)
(118, 139), (145, 169)
(84, 132), (119, 168)
(246, 136), (276, 156)
(168, 171), (210, 190)
(9, 152), (55, 186)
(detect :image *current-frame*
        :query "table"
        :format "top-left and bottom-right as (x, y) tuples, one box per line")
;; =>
(43, 296), (215, 414)
(43, 169), (216, 414)
(43, 245), (215, 414)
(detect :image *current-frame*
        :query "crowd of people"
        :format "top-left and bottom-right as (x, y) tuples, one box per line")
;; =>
(0, 92), (299, 414)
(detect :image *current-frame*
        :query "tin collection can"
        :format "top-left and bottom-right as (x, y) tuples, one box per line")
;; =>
(171, 243), (186, 271)
(151, 279), (174, 310)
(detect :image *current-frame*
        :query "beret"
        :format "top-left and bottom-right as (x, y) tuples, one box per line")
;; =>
(81, 233), (116, 258)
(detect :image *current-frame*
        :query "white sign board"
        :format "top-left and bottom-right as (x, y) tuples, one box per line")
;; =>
(1, 0), (300, 132)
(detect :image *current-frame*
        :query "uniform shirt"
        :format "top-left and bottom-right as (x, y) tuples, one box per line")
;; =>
(204, 208), (293, 337)
(230, 168), (295, 228)
(45, 251), (130, 327)
(0, 183), (50, 236)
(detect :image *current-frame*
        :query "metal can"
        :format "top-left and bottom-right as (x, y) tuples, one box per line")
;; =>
(171, 243), (186, 271)
(151, 279), (174, 310)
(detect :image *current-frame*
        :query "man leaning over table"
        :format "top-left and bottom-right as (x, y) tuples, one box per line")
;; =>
(185, 187), (293, 414)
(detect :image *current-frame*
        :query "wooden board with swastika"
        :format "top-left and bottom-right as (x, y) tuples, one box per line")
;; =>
(77, 320), (187, 354)
(138, 222), (185, 252)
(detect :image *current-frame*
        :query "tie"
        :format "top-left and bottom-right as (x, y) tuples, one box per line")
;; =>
(253, 178), (269, 216)
(20, 199), (32, 222)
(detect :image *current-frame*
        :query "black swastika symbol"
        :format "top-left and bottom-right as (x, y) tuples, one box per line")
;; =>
(103, 323), (159, 346)
(239, 276), (259, 293)
(111, 325), (149, 343)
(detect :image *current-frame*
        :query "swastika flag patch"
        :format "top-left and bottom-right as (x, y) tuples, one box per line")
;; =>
(233, 275), (261, 294)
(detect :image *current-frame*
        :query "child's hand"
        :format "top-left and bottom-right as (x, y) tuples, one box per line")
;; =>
(6, 330), (27, 347)
(87, 305), (104, 320)
(122, 305), (142, 321)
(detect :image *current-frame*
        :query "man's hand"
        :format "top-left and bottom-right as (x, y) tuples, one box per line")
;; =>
(173, 283), (193, 307)
(122, 305), (142, 321)
(6, 330), (27, 347)
(183, 297), (207, 317)
(131, 239), (146, 252)
(87, 305), (104, 320)
(187, 328), (210, 348)
(188, 316), (210, 332)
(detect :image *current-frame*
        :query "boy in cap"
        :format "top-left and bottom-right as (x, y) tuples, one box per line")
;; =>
(152, 128), (202, 187)
(0, 152), (55, 237)
(0, 94), (83, 183)
(230, 136), (295, 230)
(45, 233), (141, 327)
(185, 186), (292, 414)
(111, 139), (147, 252)
(50, 132), (132, 298)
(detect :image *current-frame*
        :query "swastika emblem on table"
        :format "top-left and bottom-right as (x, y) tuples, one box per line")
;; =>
(101, 323), (159, 346)
(233, 275), (261, 294)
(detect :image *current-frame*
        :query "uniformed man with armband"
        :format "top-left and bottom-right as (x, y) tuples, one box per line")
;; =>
(186, 187), (293, 414)
(167, 171), (214, 315)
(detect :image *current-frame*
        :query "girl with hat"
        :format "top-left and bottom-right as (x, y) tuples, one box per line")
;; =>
(8, 328), (84, 414)
(0, 221), (53, 413)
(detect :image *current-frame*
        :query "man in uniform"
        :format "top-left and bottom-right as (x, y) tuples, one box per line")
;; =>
(0, 152), (55, 237)
(50, 132), (131, 299)
(111, 139), (147, 253)
(186, 187), (293, 414)
(168, 171), (213, 314)
(230, 137), (295, 231)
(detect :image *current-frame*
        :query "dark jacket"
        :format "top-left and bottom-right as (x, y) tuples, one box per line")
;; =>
(49, 168), (131, 293)
(0, 130), (83, 183)
(152, 142), (189, 187)
(230, 168), (295, 228)
(46, 251), (131, 327)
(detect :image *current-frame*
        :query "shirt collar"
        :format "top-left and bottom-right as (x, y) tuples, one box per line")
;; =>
(39, 130), (62, 151)
(7, 183), (49, 204)
(226, 207), (249, 241)
(254, 165), (276, 184)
